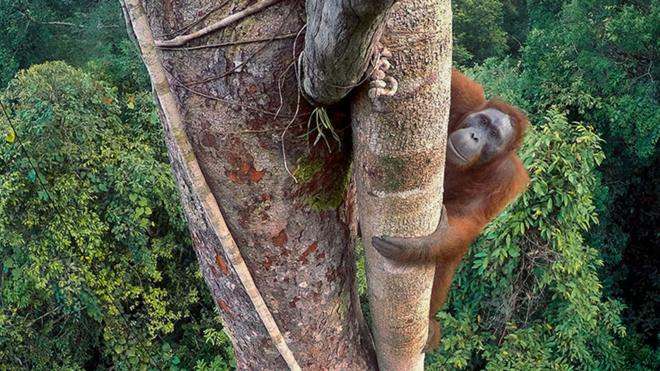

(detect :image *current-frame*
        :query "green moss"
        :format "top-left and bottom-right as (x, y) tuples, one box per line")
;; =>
(354, 238), (372, 326)
(304, 189), (344, 211)
(293, 107), (351, 211)
(293, 157), (323, 184)
(379, 156), (407, 191)
(304, 162), (351, 211)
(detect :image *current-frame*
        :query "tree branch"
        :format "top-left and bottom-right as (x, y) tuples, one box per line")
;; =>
(158, 32), (297, 51)
(16, 9), (81, 28)
(154, 0), (282, 47)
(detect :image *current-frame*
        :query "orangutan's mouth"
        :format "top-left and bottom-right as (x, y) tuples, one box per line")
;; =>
(448, 139), (468, 162)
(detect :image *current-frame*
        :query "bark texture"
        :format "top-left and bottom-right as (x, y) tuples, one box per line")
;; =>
(352, 1), (452, 369)
(123, 0), (374, 369)
(302, 0), (396, 106)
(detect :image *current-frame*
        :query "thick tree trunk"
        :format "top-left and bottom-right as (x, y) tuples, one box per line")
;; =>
(122, 0), (374, 369)
(353, 1), (452, 369)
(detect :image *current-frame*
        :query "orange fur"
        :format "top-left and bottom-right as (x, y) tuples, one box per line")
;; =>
(432, 70), (529, 350)
(372, 70), (530, 352)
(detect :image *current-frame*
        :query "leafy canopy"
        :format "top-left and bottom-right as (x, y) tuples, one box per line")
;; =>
(0, 62), (233, 370)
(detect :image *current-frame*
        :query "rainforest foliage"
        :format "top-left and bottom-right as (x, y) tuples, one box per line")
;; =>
(0, 0), (657, 369)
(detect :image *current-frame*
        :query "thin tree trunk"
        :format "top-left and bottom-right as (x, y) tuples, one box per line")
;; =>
(352, 1), (452, 369)
(122, 0), (374, 369)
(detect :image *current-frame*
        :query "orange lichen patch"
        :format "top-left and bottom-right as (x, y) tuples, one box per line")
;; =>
(249, 168), (266, 182)
(201, 130), (217, 147)
(226, 171), (241, 183)
(224, 136), (267, 184)
(215, 254), (229, 274)
(298, 241), (319, 264)
(272, 229), (287, 247)
(225, 161), (266, 184)
(326, 268), (338, 283)
(263, 256), (273, 271)
(225, 162), (266, 184)
(216, 299), (231, 315)
(247, 84), (258, 94)
(288, 296), (300, 308)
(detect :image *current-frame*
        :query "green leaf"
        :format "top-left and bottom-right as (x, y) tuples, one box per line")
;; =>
(3, 258), (14, 270)
(5, 128), (15, 143)
(27, 169), (37, 183)
(38, 190), (49, 201)
(127, 95), (136, 110)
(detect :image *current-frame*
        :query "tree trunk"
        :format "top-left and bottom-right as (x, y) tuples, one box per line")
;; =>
(352, 1), (452, 369)
(300, 0), (452, 368)
(122, 0), (374, 369)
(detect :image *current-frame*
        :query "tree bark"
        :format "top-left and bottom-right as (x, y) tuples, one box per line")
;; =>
(302, 0), (397, 106)
(122, 0), (374, 369)
(352, 1), (452, 369)
(301, 0), (452, 367)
